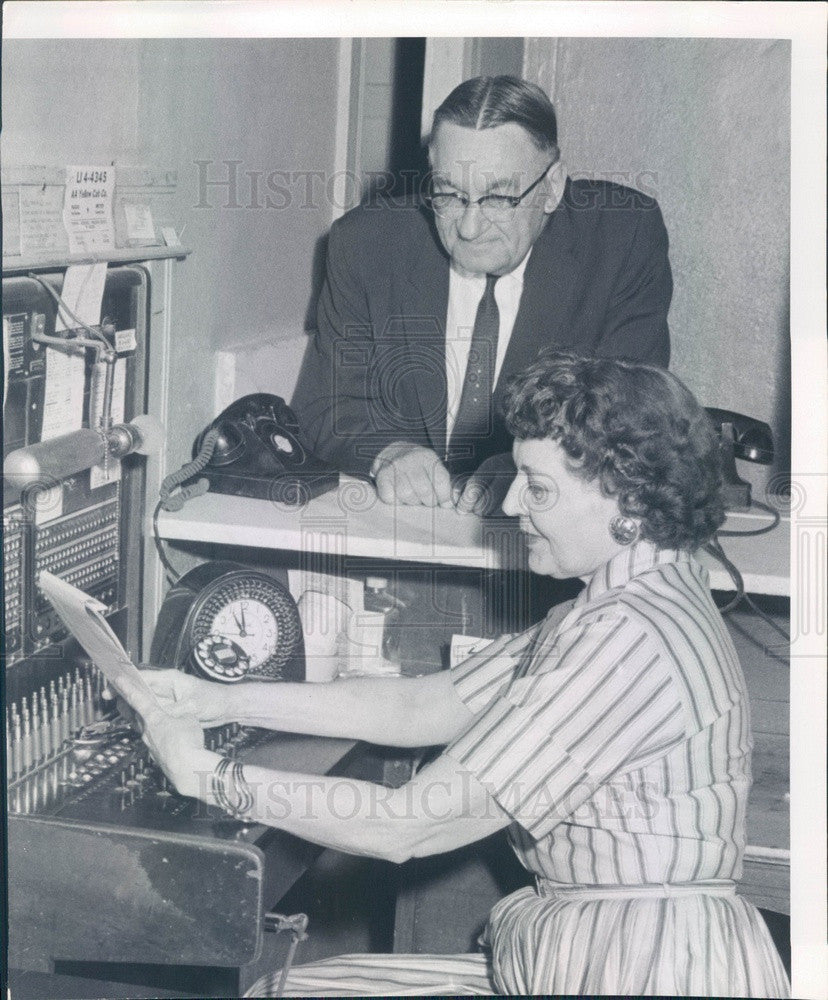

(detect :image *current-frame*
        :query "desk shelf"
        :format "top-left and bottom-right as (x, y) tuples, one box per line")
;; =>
(154, 481), (790, 597)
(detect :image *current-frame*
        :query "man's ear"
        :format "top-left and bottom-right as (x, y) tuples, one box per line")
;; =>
(542, 160), (567, 214)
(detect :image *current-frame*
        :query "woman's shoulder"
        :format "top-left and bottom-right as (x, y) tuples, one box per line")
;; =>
(613, 559), (748, 732)
(548, 596), (640, 656)
(626, 556), (723, 622)
(560, 554), (722, 653)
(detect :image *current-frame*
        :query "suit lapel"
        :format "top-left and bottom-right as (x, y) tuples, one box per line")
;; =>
(494, 183), (580, 408)
(395, 189), (580, 454)
(401, 214), (451, 456)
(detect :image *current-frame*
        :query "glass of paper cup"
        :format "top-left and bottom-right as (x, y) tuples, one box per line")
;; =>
(297, 590), (348, 682)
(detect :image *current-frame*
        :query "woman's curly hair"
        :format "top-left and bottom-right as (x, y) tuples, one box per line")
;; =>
(503, 352), (725, 550)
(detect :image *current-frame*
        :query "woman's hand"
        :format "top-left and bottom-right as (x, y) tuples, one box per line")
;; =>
(138, 704), (215, 801)
(139, 668), (233, 727)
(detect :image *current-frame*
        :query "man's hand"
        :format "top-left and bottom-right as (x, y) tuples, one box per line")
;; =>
(370, 442), (454, 506)
(454, 452), (517, 515)
(140, 668), (233, 727)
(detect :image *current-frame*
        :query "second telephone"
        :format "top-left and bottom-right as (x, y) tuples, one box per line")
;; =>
(191, 393), (339, 504)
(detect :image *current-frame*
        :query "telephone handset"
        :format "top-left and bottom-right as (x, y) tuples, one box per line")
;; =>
(192, 393), (339, 505)
(705, 407), (774, 510)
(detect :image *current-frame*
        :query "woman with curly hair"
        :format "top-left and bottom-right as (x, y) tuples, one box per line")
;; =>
(139, 353), (790, 997)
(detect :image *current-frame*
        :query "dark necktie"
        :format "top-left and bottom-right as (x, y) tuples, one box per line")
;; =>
(447, 274), (499, 475)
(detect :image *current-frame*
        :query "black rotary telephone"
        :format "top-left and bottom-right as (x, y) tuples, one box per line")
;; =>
(705, 407), (774, 510)
(189, 393), (339, 505)
(153, 395), (338, 600)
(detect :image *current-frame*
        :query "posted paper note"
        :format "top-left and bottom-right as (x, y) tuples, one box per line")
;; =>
(38, 571), (160, 721)
(63, 166), (115, 255)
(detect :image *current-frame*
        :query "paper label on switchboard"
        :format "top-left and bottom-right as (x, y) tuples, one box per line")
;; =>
(63, 166), (115, 255)
(2, 188), (22, 256)
(3, 316), (10, 409)
(89, 358), (126, 488)
(123, 201), (156, 242)
(115, 328), (137, 353)
(19, 184), (68, 256)
(40, 343), (86, 441)
(55, 262), (107, 332)
(33, 484), (65, 526)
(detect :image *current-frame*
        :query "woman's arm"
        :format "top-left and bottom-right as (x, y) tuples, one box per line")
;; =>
(143, 707), (511, 864)
(142, 631), (534, 749)
(143, 667), (471, 747)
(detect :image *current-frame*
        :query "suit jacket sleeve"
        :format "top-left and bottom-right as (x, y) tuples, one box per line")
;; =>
(291, 218), (380, 477)
(595, 198), (672, 366)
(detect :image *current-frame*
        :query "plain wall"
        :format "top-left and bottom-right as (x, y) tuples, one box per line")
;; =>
(2, 36), (792, 485)
(525, 37), (791, 490)
(1, 37), (341, 466)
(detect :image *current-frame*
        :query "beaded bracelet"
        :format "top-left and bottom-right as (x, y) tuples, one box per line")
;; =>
(211, 755), (254, 818)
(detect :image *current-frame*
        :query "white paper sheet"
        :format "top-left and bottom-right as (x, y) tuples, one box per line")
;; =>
(122, 201), (156, 242)
(40, 342), (86, 440)
(19, 183), (67, 256)
(63, 166), (115, 254)
(38, 570), (160, 721)
(55, 261), (107, 332)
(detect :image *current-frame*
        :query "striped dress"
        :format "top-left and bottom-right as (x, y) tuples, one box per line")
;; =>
(246, 542), (790, 997)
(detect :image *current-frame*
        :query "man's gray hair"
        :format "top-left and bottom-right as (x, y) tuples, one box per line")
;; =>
(432, 75), (559, 156)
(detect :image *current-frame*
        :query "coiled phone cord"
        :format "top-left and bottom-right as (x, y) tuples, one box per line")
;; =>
(152, 427), (221, 584)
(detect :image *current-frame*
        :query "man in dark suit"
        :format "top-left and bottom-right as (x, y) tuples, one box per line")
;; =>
(293, 76), (671, 508)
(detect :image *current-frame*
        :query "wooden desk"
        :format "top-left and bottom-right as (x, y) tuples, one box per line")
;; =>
(155, 479), (790, 596)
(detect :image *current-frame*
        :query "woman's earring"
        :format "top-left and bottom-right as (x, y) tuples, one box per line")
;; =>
(609, 514), (639, 545)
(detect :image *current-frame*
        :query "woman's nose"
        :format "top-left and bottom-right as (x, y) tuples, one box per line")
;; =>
(501, 477), (520, 516)
(456, 201), (489, 240)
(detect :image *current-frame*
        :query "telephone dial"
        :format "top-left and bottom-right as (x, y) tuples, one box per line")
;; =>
(192, 393), (339, 505)
(149, 560), (305, 683)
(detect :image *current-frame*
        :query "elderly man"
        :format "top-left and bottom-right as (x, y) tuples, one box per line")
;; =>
(292, 75), (672, 508)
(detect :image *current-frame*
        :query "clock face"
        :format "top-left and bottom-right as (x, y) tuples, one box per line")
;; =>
(209, 598), (278, 669)
(186, 570), (303, 680)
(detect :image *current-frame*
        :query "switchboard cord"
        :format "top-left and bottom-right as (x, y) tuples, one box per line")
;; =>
(741, 593), (790, 644)
(152, 428), (221, 585)
(706, 497), (790, 642)
(26, 272), (112, 347)
(704, 534), (790, 643)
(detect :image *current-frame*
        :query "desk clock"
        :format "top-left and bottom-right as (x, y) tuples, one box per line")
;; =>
(150, 561), (305, 681)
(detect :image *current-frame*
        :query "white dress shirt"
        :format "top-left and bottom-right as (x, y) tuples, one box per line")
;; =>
(444, 252), (531, 441)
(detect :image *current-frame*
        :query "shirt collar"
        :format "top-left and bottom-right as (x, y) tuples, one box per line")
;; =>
(450, 248), (532, 287)
(573, 541), (692, 607)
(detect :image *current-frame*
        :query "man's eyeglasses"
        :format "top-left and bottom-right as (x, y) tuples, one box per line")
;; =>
(424, 159), (558, 222)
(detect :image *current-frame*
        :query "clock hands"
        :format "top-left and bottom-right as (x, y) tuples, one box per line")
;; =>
(232, 604), (249, 637)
